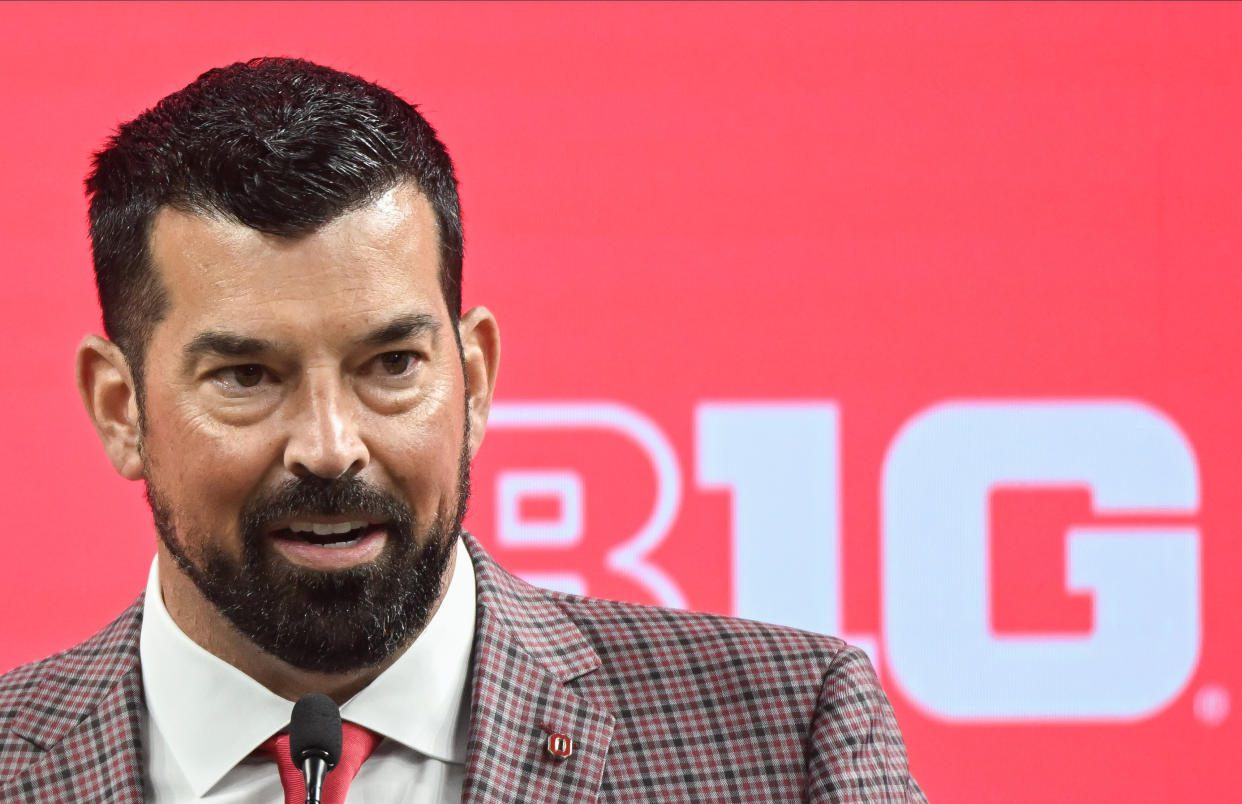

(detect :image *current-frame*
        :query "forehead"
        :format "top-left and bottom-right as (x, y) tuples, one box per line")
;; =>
(146, 184), (443, 338)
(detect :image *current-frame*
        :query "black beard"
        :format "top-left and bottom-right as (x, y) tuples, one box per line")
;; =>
(147, 445), (471, 674)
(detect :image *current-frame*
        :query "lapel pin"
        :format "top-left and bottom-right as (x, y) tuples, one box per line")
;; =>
(545, 731), (573, 760)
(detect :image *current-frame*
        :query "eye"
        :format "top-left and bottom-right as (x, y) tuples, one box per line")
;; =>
(375, 351), (417, 377)
(217, 364), (268, 389)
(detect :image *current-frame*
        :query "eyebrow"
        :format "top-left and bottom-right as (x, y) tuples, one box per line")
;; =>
(183, 331), (276, 368)
(356, 312), (442, 348)
(181, 312), (443, 371)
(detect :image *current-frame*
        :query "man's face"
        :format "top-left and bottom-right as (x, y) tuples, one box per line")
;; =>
(136, 185), (477, 673)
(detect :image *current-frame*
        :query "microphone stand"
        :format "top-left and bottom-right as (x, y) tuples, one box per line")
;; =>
(300, 748), (331, 804)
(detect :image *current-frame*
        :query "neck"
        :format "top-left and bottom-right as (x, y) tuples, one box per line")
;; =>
(156, 547), (455, 704)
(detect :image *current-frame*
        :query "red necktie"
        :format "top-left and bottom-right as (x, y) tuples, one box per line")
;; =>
(259, 721), (382, 804)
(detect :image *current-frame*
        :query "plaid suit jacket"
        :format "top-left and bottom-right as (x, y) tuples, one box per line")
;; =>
(0, 534), (925, 802)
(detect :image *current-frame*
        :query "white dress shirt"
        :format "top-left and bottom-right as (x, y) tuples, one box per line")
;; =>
(139, 538), (476, 802)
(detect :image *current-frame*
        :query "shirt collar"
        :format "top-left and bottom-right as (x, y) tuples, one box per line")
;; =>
(140, 538), (476, 797)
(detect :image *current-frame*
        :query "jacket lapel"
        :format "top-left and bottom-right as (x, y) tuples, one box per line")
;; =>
(461, 534), (615, 803)
(4, 541), (616, 802)
(2, 601), (145, 803)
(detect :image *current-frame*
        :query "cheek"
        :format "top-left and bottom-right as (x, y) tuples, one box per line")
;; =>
(143, 398), (282, 517)
(369, 403), (467, 519)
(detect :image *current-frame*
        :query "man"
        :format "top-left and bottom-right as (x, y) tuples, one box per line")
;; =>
(0, 58), (924, 802)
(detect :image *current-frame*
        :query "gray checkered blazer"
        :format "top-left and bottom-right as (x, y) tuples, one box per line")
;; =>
(0, 534), (925, 802)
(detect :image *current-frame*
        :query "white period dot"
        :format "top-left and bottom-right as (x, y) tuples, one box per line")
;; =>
(1194, 685), (1230, 726)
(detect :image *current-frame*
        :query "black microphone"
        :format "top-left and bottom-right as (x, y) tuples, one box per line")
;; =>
(288, 693), (343, 804)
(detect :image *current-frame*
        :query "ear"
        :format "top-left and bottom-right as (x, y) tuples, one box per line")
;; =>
(458, 306), (500, 459)
(76, 335), (145, 480)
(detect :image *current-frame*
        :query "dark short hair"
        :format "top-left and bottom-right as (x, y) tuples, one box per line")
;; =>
(86, 57), (463, 386)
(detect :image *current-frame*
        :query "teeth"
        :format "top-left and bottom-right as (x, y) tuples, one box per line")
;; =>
(287, 521), (368, 535)
(320, 537), (362, 549)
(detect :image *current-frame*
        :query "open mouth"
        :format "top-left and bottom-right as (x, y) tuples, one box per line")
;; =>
(269, 520), (385, 549)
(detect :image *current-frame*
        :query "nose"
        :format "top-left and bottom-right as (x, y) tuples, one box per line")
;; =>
(283, 370), (369, 480)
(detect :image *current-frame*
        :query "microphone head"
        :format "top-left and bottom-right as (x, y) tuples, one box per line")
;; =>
(289, 693), (342, 768)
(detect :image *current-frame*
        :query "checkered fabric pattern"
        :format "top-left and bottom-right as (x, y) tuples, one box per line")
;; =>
(461, 535), (926, 803)
(0, 601), (145, 802)
(0, 534), (925, 802)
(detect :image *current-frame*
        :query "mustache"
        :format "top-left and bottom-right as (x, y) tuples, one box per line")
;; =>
(240, 476), (413, 534)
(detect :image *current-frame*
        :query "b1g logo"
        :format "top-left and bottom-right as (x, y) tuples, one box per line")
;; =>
(480, 399), (1201, 723)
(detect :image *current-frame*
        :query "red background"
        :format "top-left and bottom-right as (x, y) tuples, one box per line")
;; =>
(2, 3), (1240, 800)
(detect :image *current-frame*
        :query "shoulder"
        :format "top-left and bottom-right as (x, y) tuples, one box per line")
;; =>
(464, 532), (852, 694)
(554, 589), (848, 673)
(464, 533), (858, 696)
(547, 590), (860, 714)
(0, 600), (143, 734)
